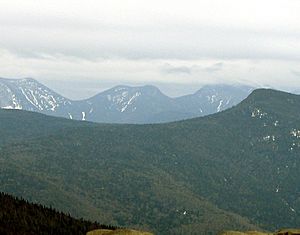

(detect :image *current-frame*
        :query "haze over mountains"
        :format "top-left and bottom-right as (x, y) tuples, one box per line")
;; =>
(1, 88), (300, 234)
(0, 77), (254, 123)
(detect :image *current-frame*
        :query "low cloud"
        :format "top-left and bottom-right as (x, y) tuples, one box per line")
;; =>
(1, 0), (300, 97)
(291, 70), (300, 77)
(161, 64), (192, 75)
(204, 62), (224, 73)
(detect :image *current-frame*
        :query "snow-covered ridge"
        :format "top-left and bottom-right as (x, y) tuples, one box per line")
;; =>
(0, 78), (255, 124)
(0, 78), (71, 112)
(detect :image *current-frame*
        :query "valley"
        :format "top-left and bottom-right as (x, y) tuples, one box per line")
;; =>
(1, 89), (299, 234)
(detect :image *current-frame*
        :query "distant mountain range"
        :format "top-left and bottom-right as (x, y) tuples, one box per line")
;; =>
(1, 88), (300, 234)
(0, 78), (255, 123)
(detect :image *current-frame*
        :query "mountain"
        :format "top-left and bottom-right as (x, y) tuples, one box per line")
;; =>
(138, 84), (255, 123)
(0, 78), (254, 123)
(80, 85), (180, 123)
(82, 84), (254, 123)
(0, 192), (116, 235)
(175, 84), (254, 117)
(1, 89), (300, 234)
(0, 77), (74, 118)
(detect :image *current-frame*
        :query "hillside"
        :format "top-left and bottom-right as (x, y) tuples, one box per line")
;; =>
(0, 78), (253, 123)
(220, 229), (300, 235)
(0, 192), (116, 235)
(87, 229), (154, 235)
(220, 232), (271, 235)
(0, 89), (300, 234)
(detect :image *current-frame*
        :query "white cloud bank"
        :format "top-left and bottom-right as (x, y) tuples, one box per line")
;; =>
(0, 0), (300, 98)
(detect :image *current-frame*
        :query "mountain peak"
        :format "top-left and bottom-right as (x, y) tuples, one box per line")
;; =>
(0, 77), (38, 83)
(236, 88), (300, 120)
(111, 84), (161, 91)
(139, 85), (164, 96)
(195, 84), (254, 95)
(246, 88), (298, 102)
(102, 85), (164, 98)
(0, 77), (70, 113)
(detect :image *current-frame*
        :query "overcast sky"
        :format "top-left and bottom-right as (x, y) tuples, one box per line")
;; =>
(0, 0), (300, 99)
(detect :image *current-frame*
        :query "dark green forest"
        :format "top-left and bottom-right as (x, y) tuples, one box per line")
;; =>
(0, 192), (116, 235)
(0, 89), (299, 234)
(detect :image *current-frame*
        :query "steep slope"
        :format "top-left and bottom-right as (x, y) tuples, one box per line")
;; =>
(81, 85), (181, 123)
(1, 89), (299, 234)
(0, 78), (254, 123)
(0, 192), (116, 235)
(0, 77), (75, 118)
(175, 84), (254, 117)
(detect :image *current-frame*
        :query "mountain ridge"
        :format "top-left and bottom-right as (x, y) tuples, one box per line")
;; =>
(0, 77), (255, 123)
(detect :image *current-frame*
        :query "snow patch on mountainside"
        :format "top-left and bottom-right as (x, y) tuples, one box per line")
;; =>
(82, 112), (86, 121)
(0, 78), (71, 113)
(251, 108), (268, 118)
(217, 100), (223, 112)
(120, 92), (141, 112)
(0, 79), (256, 123)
